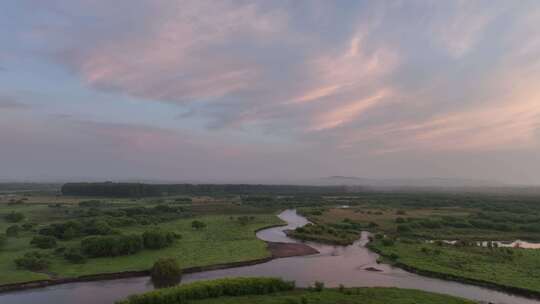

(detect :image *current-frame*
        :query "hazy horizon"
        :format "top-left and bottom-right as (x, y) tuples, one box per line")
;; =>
(1, 1), (540, 184)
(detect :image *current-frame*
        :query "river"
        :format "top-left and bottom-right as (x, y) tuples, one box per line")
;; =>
(0, 210), (538, 304)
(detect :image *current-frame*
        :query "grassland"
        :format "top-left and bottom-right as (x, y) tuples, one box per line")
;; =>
(370, 239), (540, 294)
(0, 194), (282, 285)
(116, 277), (473, 304)
(192, 288), (474, 304)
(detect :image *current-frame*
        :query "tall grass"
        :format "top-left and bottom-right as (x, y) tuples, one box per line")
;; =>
(117, 277), (295, 304)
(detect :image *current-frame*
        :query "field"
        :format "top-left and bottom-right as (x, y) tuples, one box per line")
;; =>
(117, 277), (473, 304)
(370, 238), (540, 294)
(3, 185), (540, 298)
(0, 193), (282, 285)
(192, 288), (474, 304)
(300, 191), (540, 241)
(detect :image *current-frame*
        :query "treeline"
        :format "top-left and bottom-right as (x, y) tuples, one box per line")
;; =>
(117, 277), (295, 304)
(62, 182), (349, 197)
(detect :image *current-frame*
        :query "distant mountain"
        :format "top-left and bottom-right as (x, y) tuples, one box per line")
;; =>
(310, 176), (505, 188)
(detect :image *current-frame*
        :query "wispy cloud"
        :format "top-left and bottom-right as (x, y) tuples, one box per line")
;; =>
(3, 1), (540, 183)
(0, 96), (31, 110)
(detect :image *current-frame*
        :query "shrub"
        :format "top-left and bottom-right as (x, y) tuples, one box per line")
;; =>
(22, 223), (35, 231)
(191, 220), (206, 230)
(151, 258), (182, 288)
(64, 248), (87, 264)
(395, 217), (405, 223)
(84, 220), (114, 236)
(79, 200), (103, 207)
(237, 216), (252, 226)
(117, 277), (295, 304)
(39, 221), (82, 239)
(382, 238), (394, 246)
(0, 234), (6, 247)
(5, 212), (24, 223)
(313, 281), (324, 292)
(6, 225), (20, 237)
(143, 230), (175, 249)
(15, 251), (50, 271)
(396, 224), (411, 233)
(81, 234), (143, 257)
(31, 235), (57, 249)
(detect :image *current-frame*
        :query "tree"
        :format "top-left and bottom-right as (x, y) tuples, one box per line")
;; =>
(15, 251), (50, 271)
(151, 257), (182, 288)
(81, 234), (143, 257)
(5, 212), (24, 223)
(143, 229), (175, 249)
(64, 248), (87, 264)
(313, 281), (325, 292)
(191, 220), (206, 230)
(31, 235), (57, 249)
(6, 225), (20, 237)
(0, 234), (6, 248)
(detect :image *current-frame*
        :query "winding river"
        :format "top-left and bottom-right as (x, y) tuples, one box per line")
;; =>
(0, 210), (538, 304)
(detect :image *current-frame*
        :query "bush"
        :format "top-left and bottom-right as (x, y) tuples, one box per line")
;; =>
(81, 234), (143, 257)
(84, 220), (114, 236)
(31, 235), (57, 249)
(5, 212), (24, 223)
(39, 221), (82, 239)
(396, 224), (411, 233)
(151, 258), (182, 288)
(382, 238), (394, 246)
(79, 200), (103, 207)
(117, 277), (295, 304)
(22, 223), (35, 231)
(191, 220), (206, 230)
(143, 230), (175, 249)
(0, 234), (6, 247)
(313, 281), (324, 292)
(395, 217), (405, 223)
(15, 251), (50, 271)
(6, 225), (20, 237)
(64, 248), (87, 264)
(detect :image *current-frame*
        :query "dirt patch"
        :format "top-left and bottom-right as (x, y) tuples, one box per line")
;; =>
(267, 242), (319, 258)
(364, 267), (383, 272)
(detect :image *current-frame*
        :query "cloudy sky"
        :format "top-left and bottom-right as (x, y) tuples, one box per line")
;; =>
(1, 0), (540, 184)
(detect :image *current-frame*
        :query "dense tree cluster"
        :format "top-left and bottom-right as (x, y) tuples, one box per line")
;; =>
(63, 248), (87, 264)
(143, 230), (176, 249)
(6, 225), (20, 237)
(5, 211), (25, 223)
(30, 235), (57, 249)
(81, 229), (177, 257)
(81, 234), (143, 257)
(15, 251), (50, 271)
(39, 219), (114, 240)
(62, 182), (348, 197)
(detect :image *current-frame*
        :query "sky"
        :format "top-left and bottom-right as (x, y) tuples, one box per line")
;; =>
(1, 0), (540, 184)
